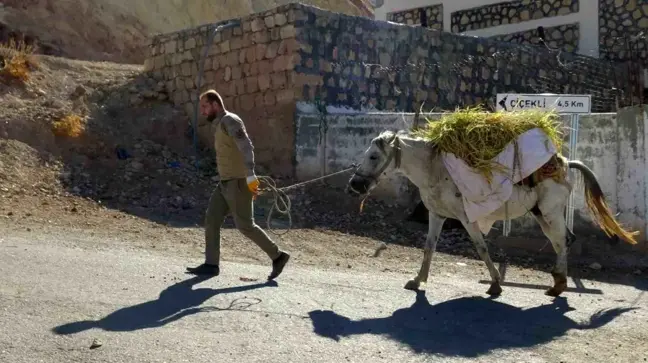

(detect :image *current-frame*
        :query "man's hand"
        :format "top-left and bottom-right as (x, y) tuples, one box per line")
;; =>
(246, 175), (260, 195)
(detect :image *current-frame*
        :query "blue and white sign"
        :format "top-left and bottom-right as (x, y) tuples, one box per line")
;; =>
(496, 93), (591, 114)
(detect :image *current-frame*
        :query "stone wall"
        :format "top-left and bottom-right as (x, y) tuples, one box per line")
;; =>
(599, 0), (648, 63)
(386, 4), (443, 31)
(450, 0), (579, 33)
(489, 23), (579, 53)
(294, 5), (624, 113)
(144, 5), (305, 177)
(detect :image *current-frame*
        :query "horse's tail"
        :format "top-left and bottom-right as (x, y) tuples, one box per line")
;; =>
(567, 160), (639, 245)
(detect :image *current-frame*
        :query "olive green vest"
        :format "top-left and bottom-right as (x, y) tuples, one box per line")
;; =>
(214, 114), (247, 180)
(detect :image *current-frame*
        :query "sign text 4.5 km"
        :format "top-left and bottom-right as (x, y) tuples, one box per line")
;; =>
(496, 93), (591, 114)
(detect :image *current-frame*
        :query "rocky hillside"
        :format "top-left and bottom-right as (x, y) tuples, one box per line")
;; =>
(0, 0), (372, 64)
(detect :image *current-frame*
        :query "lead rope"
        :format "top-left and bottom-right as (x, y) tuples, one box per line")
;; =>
(255, 164), (357, 236)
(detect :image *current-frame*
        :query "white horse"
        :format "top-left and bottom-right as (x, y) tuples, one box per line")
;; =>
(346, 130), (638, 297)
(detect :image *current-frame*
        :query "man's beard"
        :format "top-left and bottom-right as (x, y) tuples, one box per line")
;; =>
(206, 113), (217, 122)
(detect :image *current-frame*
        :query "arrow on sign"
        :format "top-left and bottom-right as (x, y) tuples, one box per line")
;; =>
(498, 95), (508, 111)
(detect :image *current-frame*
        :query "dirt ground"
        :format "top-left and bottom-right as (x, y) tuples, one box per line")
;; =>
(0, 54), (646, 293)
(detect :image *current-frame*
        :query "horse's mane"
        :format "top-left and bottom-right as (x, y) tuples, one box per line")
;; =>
(376, 129), (414, 141)
(376, 129), (431, 145)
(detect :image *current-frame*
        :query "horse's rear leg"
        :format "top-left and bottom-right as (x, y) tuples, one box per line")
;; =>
(405, 213), (445, 291)
(462, 222), (502, 296)
(532, 209), (569, 297)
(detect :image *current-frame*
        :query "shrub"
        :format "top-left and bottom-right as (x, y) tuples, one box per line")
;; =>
(0, 39), (39, 82)
(51, 114), (86, 138)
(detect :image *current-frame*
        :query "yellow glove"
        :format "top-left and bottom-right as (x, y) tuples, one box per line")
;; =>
(246, 175), (260, 195)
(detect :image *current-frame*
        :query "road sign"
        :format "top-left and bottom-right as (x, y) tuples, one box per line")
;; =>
(496, 93), (591, 114)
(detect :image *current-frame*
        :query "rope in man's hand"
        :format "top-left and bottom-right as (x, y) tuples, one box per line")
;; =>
(253, 164), (357, 236)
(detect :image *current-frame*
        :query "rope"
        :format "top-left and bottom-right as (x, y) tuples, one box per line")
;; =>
(255, 165), (357, 235)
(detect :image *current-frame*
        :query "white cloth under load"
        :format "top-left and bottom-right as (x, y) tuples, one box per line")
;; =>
(442, 127), (558, 225)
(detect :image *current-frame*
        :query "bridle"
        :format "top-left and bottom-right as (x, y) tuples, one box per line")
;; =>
(352, 135), (402, 183)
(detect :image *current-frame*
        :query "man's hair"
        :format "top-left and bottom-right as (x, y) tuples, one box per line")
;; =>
(199, 89), (224, 108)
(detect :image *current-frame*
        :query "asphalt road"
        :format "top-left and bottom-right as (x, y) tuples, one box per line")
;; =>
(1, 234), (647, 363)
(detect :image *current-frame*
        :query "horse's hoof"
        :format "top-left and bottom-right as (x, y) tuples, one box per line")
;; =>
(486, 283), (502, 296)
(545, 288), (563, 297)
(545, 284), (566, 297)
(547, 272), (567, 297)
(404, 279), (421, 291)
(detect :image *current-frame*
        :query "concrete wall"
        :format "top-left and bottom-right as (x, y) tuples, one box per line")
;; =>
(294, 105), (648, 245)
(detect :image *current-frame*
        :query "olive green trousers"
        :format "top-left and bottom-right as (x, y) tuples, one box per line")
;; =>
(204, 178), (281, 265)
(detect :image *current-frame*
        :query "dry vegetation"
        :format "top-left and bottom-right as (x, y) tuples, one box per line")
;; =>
(0, 40), (39, 83)
(414, 107), (564, 181)
(51, 114), (87, 138)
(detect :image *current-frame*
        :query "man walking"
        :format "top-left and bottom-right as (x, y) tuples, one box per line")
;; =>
(186, 89), (290, 280)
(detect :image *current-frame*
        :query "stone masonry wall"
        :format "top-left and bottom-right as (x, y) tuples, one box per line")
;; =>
(599, 0), (648, 64)
(144, 4), (305, 177)
(450, 0), (579, 33)
(293, 5), (625, 113)
(489, 23), (579, 53)
(386, 4), (443, 31)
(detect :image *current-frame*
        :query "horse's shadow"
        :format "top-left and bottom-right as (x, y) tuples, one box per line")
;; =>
(52, 276), (276, 335)
(308, 291), (635, 358)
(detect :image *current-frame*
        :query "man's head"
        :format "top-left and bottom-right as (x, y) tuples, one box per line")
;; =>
(199, 90), (225, 121)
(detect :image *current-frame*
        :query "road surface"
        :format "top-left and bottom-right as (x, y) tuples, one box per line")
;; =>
(1, 234), (647, 363)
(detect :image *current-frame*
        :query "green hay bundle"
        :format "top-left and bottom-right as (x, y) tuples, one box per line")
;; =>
(413, 106), (564, 181)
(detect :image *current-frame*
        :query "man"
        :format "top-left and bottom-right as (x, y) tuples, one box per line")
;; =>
(186, 89), (290, 280)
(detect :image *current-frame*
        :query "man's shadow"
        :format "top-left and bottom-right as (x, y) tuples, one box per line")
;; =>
(52, 276), (276, 335)
(309, 291), (636, 358)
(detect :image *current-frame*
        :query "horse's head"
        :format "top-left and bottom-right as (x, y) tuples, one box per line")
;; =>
(346, 130), (402, 197)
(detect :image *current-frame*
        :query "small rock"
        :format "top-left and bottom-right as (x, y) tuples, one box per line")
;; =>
(589, 262), (602, 270)
(89, 338), (102, 349)
(69, 85), (87, 100)
(634, 269), (642, 275)
(130, 94), (143, 105)
(373, 242), (387, 257)
(141, 90), (156, 98)
(129, 161), (144, 171)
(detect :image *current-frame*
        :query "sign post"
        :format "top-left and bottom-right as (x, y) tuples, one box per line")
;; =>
(495, 93), (592, 237)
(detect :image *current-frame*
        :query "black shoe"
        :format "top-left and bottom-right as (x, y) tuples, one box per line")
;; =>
(186, 263), (220, 276)
(268, 252), (290, 280)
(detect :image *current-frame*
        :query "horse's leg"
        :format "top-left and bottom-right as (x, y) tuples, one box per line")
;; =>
(532, 208), (569, 297)
(462, 221), (502, 296)
(404, 213), (446, 291)
(534, 180), (571, 297)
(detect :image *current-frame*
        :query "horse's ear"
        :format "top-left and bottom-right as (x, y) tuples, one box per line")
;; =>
(374, 137), (385, 151)
(387, 134), (398, 147)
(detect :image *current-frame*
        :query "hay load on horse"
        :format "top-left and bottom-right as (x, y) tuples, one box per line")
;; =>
(347, 107), (638, 298)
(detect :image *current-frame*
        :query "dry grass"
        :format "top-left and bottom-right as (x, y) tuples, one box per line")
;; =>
(0, 39), (39, 82)
(51, 114), (86, 138)
(414, 106), (564, 181)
